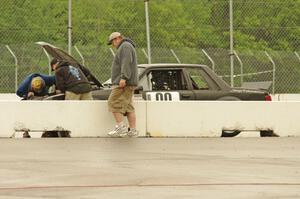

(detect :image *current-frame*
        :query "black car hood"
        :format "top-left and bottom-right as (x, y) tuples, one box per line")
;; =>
(36, 41), (103, 88)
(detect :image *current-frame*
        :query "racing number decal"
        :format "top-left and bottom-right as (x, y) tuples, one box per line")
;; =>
(155, 92), (172, 101)
(146, 92), (180, 101)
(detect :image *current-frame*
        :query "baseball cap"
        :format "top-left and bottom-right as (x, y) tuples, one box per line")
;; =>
(107, 32), (121, 45)
(31, 76), (45, 93)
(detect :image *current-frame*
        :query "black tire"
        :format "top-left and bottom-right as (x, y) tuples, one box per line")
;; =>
(42, 131), (71, 138)
(221, 130), (241, 137)
(23, 131), (31, 138)
(260, 130), (279, 137)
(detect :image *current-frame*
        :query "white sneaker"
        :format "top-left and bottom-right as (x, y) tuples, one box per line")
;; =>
(108, 124), (128, 137)
(127, 128), (139, 137)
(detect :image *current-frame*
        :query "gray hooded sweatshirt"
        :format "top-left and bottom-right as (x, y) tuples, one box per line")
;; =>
(111, 38), (138, 86)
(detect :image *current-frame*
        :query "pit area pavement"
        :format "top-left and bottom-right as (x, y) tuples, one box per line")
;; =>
(0, 137), (299, 199)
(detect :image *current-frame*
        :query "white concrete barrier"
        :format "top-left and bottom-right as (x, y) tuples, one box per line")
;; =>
(0, 101), (146, 138)
(0, 100), (300, 138)
(0, 94), (21, 101)
(146, 101), (300, 137)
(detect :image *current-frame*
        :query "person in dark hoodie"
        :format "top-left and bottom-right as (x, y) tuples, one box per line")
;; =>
(50, 58), (93, 100)
(106, 32), (139, 137)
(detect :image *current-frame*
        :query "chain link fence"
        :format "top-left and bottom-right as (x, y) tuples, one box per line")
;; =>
(0, 0), (299, 93)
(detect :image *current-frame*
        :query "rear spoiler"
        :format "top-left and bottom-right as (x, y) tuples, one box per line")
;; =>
(241, 81), (272, 91)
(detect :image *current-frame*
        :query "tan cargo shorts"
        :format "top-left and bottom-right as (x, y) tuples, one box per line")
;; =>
(108, 86), (135, 114)
(65, 91), (93, 100)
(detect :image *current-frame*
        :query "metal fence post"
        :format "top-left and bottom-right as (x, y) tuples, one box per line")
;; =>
(41, 48), (52, 75)
(74, 45), (85, 65)
(295, 51), (300, 63)
(142, 48), (149, 59)
(265, 51), (276, 94)
(144, 0), (151, 64)
(229, 0), (234, 87)
(68, 0), (72, 55)
(170, 49), (181, 63)
(6, 45), (18, 92)
(233, 50), (243, 85)
(109, 48), (115, 57)
(201, 49), (215, 72)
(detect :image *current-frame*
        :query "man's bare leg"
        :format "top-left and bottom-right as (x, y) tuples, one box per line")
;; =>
(113, 112), (124, 124)
(127, 112), (136, 129)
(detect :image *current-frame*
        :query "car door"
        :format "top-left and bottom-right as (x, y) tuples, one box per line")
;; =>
(140, 68), (195, 101)
(184, 67), (225, 100)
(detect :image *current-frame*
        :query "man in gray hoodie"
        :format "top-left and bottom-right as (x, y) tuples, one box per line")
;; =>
(107, 32), (139, 137)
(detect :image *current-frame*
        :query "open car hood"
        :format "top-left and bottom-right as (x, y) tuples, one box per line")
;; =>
(36, 41), (103, 88)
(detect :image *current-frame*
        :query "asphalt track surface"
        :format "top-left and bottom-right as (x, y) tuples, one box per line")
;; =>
(0, 137), (299, 199)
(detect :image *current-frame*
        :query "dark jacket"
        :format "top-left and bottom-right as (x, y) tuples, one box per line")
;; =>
(17, 73), (56, 98)
(111, 38), (138, 86)
(55, 61), (91, 94)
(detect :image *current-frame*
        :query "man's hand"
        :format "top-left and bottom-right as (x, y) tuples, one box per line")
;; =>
(27, 92), (34, 98)
(119, 79), (126, 88)
(56, 90), (62, 94)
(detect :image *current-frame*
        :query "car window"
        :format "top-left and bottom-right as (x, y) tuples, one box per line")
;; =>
(144, 69), (187, 91)
(186, 68), (209, 90)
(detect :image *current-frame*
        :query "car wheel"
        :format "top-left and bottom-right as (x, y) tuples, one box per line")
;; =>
(221, 130), (241, 137)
